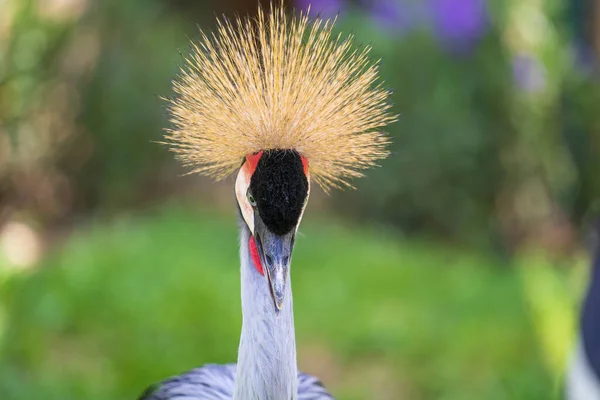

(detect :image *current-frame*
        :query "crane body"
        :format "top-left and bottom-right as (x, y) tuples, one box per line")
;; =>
(139, 3), (395, 398)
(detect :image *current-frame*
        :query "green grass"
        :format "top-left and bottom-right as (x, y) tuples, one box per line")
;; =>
(0, 206), (569, 399)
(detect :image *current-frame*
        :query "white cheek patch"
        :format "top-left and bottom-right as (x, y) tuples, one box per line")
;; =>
(235, 163), (255, 234)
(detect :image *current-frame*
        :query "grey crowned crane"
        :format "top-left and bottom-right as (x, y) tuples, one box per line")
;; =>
(567, 220), (600, 399)
(139, 4), (396, 400)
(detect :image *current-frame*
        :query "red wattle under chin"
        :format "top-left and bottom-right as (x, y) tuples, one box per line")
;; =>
(248, 235), (264, 275)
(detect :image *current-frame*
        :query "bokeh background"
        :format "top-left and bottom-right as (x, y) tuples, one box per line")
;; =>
(1, 0), (599, 398)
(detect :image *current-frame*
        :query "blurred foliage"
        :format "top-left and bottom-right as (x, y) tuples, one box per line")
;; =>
(330, 0), (593, 250)
(1, 0), (599, 249)
(516, 251), (582, 386)
(334, 21), (510, 244)
(74, 0), (187, 210)
(0, 0), (84, 221)
(0, 1), (596, 397)
(562, 73), (600, 222)
(0, 0), (186, 221)
(0, 207), (563, 399)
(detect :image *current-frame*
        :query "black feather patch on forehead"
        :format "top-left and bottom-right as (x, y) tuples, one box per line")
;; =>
(249, 149), (308, 236)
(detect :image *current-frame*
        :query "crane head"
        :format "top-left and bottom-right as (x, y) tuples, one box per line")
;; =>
(235, 149), (309, 311)
(164, 4), (397, 311)
(164, 4), (395, 193)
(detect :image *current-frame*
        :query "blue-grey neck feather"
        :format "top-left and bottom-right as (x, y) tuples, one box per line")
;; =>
(581, 252), (600, 380)
(566, 225), (600, 399)
(234, 225), (298, 400)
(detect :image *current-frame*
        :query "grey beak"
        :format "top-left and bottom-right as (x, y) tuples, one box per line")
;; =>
(254, 217), (295, 311)
(270, 266), (286, 311)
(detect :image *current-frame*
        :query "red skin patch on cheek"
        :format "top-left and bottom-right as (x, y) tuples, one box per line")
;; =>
(245, 151), (264, 175)
(249, 235), (264, 275)
(244, 151), (264, 276)
(300, 156), (309, 175)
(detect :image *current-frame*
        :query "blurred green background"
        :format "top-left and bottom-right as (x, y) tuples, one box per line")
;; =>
(0, 0), (599, 398)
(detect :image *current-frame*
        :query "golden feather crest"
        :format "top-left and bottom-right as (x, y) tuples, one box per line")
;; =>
(166, 4), (396, 190)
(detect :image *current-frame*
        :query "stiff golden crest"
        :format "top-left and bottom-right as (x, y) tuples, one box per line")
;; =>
(165, 3), (396, 191)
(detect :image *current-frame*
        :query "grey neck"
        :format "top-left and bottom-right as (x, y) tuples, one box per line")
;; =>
(233, 225), (298, 400)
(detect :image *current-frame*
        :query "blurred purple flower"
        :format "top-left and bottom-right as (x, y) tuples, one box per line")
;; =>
(512, 54), (546, 93)
(573, 41), (596, 77)
(295, 0), (345, 19)
(370, 0), (415, 34)
(429, 0), (488, 54)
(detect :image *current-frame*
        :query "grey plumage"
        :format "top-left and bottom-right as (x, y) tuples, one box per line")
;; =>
(566, 219), (600, 399)
(566, 340), (600, 400)
(139, 364), (333, 400)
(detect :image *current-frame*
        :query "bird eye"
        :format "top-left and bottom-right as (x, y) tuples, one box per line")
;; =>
(247, 192), (257, 207)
